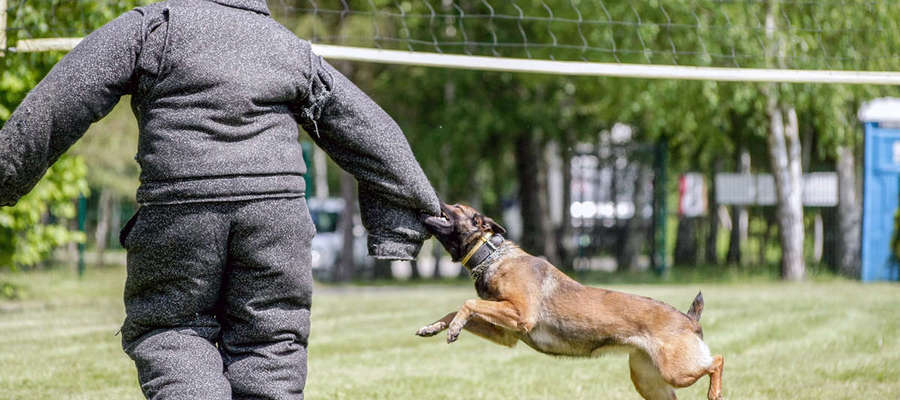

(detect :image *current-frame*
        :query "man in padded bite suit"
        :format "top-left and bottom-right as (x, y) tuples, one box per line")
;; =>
(0, 1), (440, 398)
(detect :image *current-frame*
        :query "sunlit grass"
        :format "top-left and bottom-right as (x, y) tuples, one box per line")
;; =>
(1, 266), (898, 399)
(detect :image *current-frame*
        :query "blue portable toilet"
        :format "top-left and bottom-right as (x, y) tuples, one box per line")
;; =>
(860, 98), (900, 282)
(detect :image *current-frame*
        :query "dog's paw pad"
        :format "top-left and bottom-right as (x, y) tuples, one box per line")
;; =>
(416, 322), (446, 337)
(447, 325), (462, 343)
(416, 327), (434, 337)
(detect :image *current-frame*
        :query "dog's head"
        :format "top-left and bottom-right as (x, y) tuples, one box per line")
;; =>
(423, 202), (507, 262)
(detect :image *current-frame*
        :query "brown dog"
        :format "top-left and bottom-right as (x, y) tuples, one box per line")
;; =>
(417, 203), (723, 400)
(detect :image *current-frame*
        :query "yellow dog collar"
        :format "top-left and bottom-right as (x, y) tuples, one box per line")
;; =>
(461, 233), (493, 267)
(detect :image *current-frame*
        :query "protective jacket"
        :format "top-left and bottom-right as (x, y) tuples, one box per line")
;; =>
(0, 0), (440, 259)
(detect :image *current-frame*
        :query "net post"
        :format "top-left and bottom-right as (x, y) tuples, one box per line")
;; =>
(1, 0), (7, 57)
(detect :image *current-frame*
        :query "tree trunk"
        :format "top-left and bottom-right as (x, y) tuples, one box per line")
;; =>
(373, 259), (392, 281)
(94, 190), (113, 268)
(337, 171), (356, 282)
(766, 103), (806, 280)
(758, 211), (775, 265)
(431, 238), (443, 279)
(836, 145), (861, 278)
(812, 213), (824, 264)
(619, 165), (653, 271)
(408, 260), (420, 280)
(558, 130), (575, 271)
(727, 148), (750, 265)
(821, 207), (837, 268)
(705, 212), (720, 265)
(765, 0), (805, 280)
(725, 207), (743, 265)
(515, 132), (559, 264)
(674, 217), (699, 266)
(545, 140), (565, 263)
(110, 200), (121, 250)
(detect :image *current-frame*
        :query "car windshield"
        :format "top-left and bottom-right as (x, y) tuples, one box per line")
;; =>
(311, 210), (340, 233)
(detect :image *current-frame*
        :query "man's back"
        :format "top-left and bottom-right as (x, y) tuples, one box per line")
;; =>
(133, 0), (317, 204)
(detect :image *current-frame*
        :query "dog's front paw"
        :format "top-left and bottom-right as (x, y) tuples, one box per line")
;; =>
(446, 322), (463, 343)
(416, 322), (447, 337)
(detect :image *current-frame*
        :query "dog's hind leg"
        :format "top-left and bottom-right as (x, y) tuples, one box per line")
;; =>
(629, 350), (677, 400)
(706, 355), (724, 400)
(654, 335), (716, 391)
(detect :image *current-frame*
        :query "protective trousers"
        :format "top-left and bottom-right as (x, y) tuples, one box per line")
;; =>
(119, 198), (314, 400)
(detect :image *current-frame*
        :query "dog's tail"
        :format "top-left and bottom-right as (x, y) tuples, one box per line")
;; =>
(686, 291), (704, 322)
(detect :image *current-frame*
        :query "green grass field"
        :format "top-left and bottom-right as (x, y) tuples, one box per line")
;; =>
(1, 266), (898, 400)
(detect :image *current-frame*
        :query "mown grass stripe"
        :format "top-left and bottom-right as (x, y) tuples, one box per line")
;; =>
(1, 267), (898, 399)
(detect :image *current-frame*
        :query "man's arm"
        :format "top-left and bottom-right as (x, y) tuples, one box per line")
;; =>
(0, 11), (142, 206)
(295, 49), (440, 260)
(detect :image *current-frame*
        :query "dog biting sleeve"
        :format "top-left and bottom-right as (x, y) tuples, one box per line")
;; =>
(0, 10), (142, 206)
(293, 51), (441, 260)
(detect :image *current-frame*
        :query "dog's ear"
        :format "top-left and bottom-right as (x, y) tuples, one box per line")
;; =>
(423, 215), (453, 235)
(476, 214), (507, 235)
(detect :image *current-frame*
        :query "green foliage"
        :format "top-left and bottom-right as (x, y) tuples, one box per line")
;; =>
(368, 0), (900, 179)
(0, 48), (90, 268)
(5, 0), (898, 268)
(0, 281), (20, 299)
(277, 1), (900, 229)
(0, 0), (151, 269)
(71, 98), (141, 199)
(5, 0), (152, 45)
(0, 156), (89, 268)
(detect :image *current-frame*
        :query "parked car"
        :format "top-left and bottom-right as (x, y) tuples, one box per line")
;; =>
(307, 197), (372, 281)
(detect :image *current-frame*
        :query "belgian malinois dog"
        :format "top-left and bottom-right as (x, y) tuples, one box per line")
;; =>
(417, 203), (723, 400)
